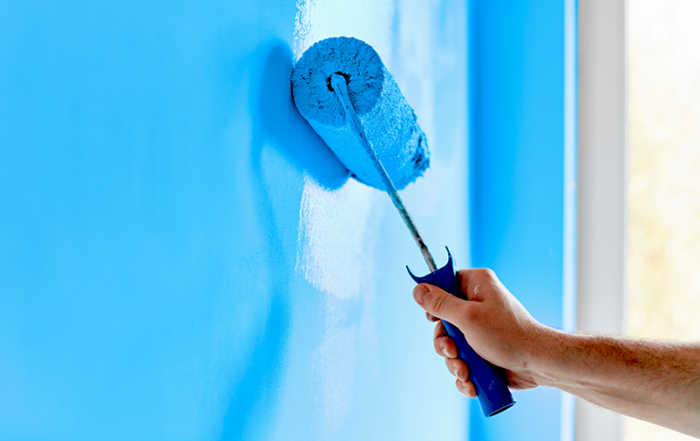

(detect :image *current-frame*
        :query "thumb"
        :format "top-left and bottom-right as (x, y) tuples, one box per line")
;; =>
(413, 283), (469, 325)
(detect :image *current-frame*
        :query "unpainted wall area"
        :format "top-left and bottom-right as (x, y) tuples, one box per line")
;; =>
(0, 0), (468, 440)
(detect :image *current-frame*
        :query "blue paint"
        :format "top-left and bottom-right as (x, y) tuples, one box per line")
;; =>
(468, 1), (577, 440)
(292, 37), (429, 190)
(0, 0), (469, 440)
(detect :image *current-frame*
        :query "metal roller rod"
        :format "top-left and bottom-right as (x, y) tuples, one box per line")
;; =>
(330, 73), (438, 272)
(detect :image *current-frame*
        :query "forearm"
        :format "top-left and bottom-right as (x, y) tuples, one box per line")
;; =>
(533, 329), (700, 437)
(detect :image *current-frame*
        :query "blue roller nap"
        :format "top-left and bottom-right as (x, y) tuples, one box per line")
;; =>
(291, 36), (429, 190)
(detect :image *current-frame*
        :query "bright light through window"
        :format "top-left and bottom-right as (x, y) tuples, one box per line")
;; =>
(627, 1), (700, 440)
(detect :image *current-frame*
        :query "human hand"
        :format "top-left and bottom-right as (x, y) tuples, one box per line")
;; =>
(414, 269), (700, 436)
(413, 268), (550, 397)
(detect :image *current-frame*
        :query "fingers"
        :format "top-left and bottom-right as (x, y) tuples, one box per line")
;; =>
(434, 324), (477, 398)
(445, 357), (469, 382)
(414, 279), (491, 400)
(427, 308), (478, 398)
(433, 320), (458, 358)
(445, 352), (477, 397)
(413, 283), (468, 325)
(456, 378), (477, 398)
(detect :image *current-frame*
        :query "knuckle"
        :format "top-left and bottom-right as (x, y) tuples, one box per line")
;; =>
(456, 269), (470, 283)
(456, 270), (472, 292)
(476, 267), (496, 279)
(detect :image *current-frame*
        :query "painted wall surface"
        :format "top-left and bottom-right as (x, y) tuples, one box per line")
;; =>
(0, 1), (469, 440)
(468, 1), (577, 441)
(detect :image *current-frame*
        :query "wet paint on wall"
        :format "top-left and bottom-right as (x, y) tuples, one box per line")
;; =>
(0, 0), (469, 440)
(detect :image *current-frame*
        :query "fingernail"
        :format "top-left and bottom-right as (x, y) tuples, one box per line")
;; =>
(414, 284), (430, 304)
(456, 369), (466, 381)
(442, 346), (450, 357)
(458, 383), (469, 397)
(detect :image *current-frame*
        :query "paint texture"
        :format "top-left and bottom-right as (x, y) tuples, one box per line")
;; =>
(292, 37), (429, 190)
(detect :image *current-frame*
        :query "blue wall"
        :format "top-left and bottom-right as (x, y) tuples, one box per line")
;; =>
(0, 1), (471, 440)
(468, 1), (577, 440)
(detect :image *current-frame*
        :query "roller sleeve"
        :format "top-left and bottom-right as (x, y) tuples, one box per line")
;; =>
(291, 37), (429, 191)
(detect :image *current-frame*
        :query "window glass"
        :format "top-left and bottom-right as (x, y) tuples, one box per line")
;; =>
(627, 1), (700, 440)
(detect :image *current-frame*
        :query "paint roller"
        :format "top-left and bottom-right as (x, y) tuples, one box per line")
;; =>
(291, 36), (516, 417)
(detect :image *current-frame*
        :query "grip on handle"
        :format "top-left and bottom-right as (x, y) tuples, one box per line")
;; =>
(408, 248), (516, 417)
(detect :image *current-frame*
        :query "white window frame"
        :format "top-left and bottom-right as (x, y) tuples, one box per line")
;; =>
(576, 1), (628, 441)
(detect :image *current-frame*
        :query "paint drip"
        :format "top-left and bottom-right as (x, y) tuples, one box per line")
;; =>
(291, 36), (429, 191)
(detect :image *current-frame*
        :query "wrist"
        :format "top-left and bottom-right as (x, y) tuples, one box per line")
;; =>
(525, 326), (579, 388)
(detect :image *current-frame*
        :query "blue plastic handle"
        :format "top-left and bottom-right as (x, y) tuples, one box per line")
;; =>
(407, 248), (516, 417)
